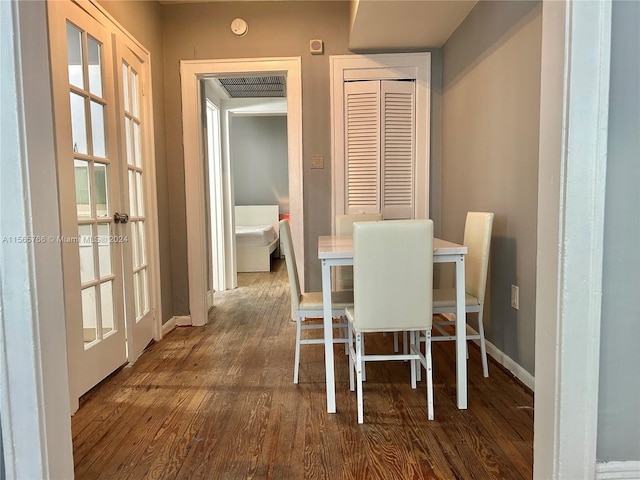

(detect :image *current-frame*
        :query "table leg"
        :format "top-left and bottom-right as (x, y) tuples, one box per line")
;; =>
(321, 259), (336, 413)
(455, 254), (468, 409)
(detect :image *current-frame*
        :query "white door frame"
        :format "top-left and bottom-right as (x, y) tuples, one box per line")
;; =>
(205, 99), (226, 295)
(330, 52), (431, 227)
(0, 1), (74, 478)
(181, 57), (304, 327)
(534, 1), (611, 478)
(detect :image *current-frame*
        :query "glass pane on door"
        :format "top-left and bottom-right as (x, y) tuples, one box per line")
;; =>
(67, 20), (121, 350)
(78, 224), (95, 283)
(97, 223), (112, 277)
(66, 23), (84, 89)
(81, 286), (97, 343)
(70, 92), (88, 154)
(90, 101), (106, 158)
(87, 35), (103, 97)
(94, 163), (108, 217)
(75, 160), (91, 217)
(100, 281), (114, 336)
(123, 60), (150, 323)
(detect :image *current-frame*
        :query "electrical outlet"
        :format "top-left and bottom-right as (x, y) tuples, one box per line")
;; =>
(511, 285), (520, 310)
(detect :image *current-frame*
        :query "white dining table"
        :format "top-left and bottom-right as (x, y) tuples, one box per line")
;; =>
(318, 234), (469, 413)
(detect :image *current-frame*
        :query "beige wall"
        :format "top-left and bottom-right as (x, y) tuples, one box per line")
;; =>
(98, 0), (174, 323)
(441, 1), (542, 374)
(161, 1), (351, 313)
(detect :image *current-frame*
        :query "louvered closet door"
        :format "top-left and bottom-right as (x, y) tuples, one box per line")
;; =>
(381, 80), (415, 219)
(343, 80), (415, 219)
(344, 81), (380, 214)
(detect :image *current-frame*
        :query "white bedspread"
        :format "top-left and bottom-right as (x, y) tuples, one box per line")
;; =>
(235, 224), (277, 247)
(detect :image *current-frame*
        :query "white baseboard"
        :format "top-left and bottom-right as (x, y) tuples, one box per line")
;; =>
(174, 315), (192, 327)
(161, 317), (176, 336)
(481, 334), (535, 391)
(161, 315), (193, 337)
(440, 314), (535, 391)
(596, 461), (640, 480)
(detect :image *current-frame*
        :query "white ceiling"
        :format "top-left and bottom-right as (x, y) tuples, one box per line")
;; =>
(349, 0), (477, 50)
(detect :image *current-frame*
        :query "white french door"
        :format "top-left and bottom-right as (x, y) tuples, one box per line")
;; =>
(117, 41), (155, 361)
(48, 0), (157, 409)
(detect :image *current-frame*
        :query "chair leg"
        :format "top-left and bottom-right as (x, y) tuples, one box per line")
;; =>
(293, 314), (302, 384)
(344, 326), (349, 355)
(393, 332), (399, 352)
(410, 331), (417, 389)
(348, 321), (355, 391)
(403, 331), (408, 356)
(425, 329), (434, 420)
(342, 317), (349, 355)
(356, 330), (364, 424)
(361, 334), (366, 381)
(416, 331), (422, 382)
(478, 309), (489, 377)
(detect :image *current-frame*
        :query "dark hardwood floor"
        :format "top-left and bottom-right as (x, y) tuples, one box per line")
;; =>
(71, 259), (533, 479)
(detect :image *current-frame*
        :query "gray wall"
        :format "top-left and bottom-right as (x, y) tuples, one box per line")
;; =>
(231, 116), (289, 212)
(597, 0), (640, 463)
(99, 1), (444, 313)
(97, 1), (174, 323)
(0, 417), (3, 480)
(440, 1), (542, 375)
(161, 1), (351, 312)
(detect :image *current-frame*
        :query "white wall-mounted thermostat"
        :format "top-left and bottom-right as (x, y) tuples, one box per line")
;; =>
(310, 39), (324, 55)
(231, 18), (248, 37)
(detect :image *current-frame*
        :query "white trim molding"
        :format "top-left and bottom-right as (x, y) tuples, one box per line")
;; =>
(0, 1), (74, 477)
(471, 329), (534, 391)
(534, 1), (612, 479)
(595, 462), (640, 480)
(174, 316), (192, 327)
(207, 289), (215, 309)
(442, 315), (535, 391)
(180, 57), (304, 327)
(161, 315), (191, 337)
(330, 52), (431, 227)
(161, 318), (176, 336)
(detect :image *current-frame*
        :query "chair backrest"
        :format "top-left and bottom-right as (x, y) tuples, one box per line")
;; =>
(352, 219), (433, 332)
(335, 213), (383, 236)
(335, 214), (383, 290)
(279, 219), (301, 310)
(462, 212), (494, 302)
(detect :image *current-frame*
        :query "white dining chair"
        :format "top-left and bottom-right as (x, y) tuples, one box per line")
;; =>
(345, 219), (434, 424)
(280, 219), (353, 384)
(335, 213), (383, 291)
(431, 211), (494, 377)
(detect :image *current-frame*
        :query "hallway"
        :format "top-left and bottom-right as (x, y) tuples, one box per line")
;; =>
(71, 259), (533, 479)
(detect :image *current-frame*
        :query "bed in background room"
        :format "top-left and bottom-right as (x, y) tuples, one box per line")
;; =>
(235, 205), (279, 272)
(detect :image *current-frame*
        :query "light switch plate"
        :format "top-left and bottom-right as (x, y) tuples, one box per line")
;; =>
(311, 155), (324, 169)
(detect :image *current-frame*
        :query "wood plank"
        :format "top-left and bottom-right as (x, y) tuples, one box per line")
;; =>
(71, 258), (533, 479)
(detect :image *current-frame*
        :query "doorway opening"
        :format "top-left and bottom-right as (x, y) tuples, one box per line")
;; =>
(202, 76), (289, 298)
(181, 57), (303, 326)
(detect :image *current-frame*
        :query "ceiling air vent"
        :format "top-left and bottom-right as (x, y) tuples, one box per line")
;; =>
(217, 76), (286, 98)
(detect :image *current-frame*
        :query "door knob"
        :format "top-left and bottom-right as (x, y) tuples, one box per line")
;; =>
(114, 212), (129, 224)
